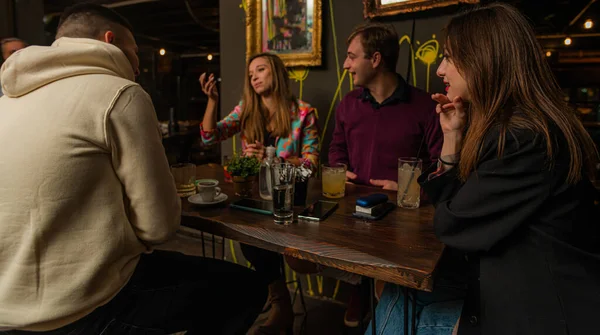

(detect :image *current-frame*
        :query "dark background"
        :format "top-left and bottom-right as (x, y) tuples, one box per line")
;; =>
(1, 0), (599, 164)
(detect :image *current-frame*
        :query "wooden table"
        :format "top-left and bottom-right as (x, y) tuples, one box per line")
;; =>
(181, 164), (445, 292)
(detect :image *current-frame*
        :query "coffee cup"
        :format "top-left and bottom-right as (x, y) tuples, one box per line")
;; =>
(195, 179), (221, 202)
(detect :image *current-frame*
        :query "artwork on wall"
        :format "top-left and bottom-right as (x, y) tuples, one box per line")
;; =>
(363, 0), (480, 18)
(246, 0), (322, 67)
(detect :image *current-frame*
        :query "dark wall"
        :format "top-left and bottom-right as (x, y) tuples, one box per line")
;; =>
(0, 0), (45, 45)
(0, 0), (15, 40)
(219, 0), (462, 162)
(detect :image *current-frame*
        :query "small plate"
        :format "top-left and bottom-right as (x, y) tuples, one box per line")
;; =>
(188, 192), (228, 206)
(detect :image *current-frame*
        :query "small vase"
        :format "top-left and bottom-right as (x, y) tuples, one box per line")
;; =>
(233, 175), (257, 198)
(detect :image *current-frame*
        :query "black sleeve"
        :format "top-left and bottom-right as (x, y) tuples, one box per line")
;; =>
(420, 128), (553, 252)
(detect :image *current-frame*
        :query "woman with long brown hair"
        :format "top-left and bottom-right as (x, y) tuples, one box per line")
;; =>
(200, 52), (319, 167)
(369, 3), (600, 335)
(199, 52), (319, 334)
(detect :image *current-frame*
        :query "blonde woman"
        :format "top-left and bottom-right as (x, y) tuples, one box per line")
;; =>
(199, 52), (319, 334)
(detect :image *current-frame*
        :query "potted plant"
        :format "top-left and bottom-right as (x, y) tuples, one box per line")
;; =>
(225, 153), (261, 197)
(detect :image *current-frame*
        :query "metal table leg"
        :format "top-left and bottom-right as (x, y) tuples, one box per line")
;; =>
(211, 234), (216, 258)
(221, 237), (225, 260)
(403, 288), (417, 335)
(412, 290), (416, 335)
(370, 278), (377, 335)
(201, 231), (205, 257)
(370, 281), (416, 335)
(404, 287), (409, 335)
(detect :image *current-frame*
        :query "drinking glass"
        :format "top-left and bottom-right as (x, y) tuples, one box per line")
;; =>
(322, 163), (347, 199)
(171, 163), (196, 196)
(397, 158), (422, 209)
(271, 163), (296, 225)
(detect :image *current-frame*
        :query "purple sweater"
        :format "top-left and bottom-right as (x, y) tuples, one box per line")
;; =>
(328, 78), (443, 186)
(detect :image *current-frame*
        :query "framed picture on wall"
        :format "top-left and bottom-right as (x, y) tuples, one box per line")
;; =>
(363, 0), (480, 18)
(246, 0), (322, 67)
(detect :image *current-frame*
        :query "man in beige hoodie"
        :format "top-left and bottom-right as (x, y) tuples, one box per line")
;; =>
(0, 4), (265, 335)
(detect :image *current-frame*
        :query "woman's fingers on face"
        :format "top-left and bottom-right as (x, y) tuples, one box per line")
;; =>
(432, 93), (451, 105)
(431, 95), (443, 104)
(452, 97), (463, 109)
(436, 104), (444, 114)
(440, 103), (458, 113)
(442, 103), (454, 110)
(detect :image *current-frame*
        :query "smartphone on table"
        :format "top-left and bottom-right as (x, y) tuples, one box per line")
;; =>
(298, 200), (338, 221)
(230, 198), (273, 216)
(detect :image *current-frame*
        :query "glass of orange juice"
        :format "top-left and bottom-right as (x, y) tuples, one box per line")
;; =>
(322, 163), (347, 198)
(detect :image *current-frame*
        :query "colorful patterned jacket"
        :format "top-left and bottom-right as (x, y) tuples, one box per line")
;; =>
(200, 99), (320, 169)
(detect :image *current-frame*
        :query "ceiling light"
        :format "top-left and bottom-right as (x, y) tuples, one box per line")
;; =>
(546, 51), (552, 57)
(564, 37), (572, 46)
(159, 48), (166, 56)
(584, 19), (593, 29)
(207, 54), (213, 61)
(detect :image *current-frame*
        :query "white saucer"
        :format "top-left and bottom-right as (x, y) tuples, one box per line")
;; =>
(188, 192), (228, 206)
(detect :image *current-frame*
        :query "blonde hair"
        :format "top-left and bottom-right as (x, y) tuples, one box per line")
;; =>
(240, 53), (296, 144)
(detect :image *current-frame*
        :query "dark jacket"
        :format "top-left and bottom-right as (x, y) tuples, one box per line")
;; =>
(420, 126), (600, 335)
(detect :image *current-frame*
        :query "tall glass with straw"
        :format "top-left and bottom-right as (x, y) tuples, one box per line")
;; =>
(397, 157), (422, 208)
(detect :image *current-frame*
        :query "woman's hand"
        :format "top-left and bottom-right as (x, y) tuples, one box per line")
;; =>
(370, 179), (398, 190)
(432, 94), (466, 158)
(199, 73), (219, 102)
(285, 156), (302, 166)
(243, 141), (265, 161)
(431, 94), (467, 135)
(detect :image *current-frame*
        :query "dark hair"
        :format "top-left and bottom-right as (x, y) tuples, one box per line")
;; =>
(347, 23), (399, 72)
(56, 3), (133, 39)
(445, 3), (598, 183)
(1, 37), (27, 46)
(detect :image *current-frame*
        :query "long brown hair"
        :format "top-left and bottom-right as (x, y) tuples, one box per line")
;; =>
(240, 53), (296, 144)
(445, 3), (598, 183)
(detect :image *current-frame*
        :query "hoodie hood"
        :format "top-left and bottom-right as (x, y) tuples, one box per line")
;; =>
(0, 37), (134, 98)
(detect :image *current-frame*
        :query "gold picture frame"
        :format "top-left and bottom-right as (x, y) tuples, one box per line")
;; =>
(246, 0), (322, 67)
(363, 0), (480, 18)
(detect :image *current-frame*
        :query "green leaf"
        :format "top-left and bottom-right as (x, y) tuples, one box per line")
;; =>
(226, 152), (260, 178)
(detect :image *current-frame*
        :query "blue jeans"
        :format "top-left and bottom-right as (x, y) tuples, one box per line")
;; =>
(366, 274), (466, 335)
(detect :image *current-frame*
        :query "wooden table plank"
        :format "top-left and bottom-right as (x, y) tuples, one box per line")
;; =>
(181, 164), (445, 291)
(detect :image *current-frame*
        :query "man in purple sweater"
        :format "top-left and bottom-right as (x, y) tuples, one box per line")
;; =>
(329, 23), (442, 190)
